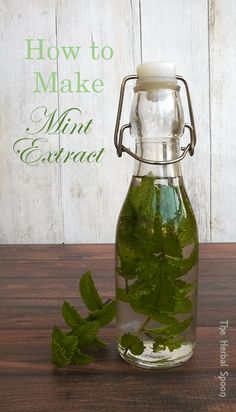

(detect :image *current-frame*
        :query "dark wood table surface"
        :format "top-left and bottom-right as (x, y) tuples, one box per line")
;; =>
(0, 244), (235, 412)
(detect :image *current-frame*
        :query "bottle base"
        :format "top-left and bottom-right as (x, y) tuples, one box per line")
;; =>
(118, 341), (194, 369)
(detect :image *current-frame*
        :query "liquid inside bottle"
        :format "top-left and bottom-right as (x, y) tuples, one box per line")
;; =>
(115, 62), (198, 369)
(116, 174), (198, 368)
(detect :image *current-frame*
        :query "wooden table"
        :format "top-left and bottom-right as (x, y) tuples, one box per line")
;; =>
(0, 244), (235, 412)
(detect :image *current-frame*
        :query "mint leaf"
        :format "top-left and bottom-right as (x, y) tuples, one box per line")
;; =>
(52, 325), (65, 343)
(52, 343), (70, 368)
(152, 335), (169, 351)
(51, 326), (78, 367)
(62, 301), (85, 328)
(87, 300), (116, 326)
(161, 225), (182, 258)
(129, 175), (156, 223)
(62, 335), (78, 354)
(146, 316), (192, 338)
(71, 348), (94, 365)
(172, 316), (193, 334)
(73, 320), (100, 346)
(153, 336), (183, 353)
(52, 271), (114, 368)
(117, 241), (139, 279)
(87, 337), (107, 349)
(120, 333), (145, 356)
(79, 271), (103, 311)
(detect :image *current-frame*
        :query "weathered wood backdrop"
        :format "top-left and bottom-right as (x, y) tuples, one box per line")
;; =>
(0, 0), (235, 243)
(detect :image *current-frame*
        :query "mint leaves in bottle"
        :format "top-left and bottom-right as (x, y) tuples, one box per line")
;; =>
(115, 62), (198, 368)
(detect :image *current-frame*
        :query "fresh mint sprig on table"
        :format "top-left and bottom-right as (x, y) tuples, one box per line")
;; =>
(51, 271), (115, 367)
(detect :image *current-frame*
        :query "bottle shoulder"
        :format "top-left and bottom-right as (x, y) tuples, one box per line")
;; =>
(117, 175), (198, 248)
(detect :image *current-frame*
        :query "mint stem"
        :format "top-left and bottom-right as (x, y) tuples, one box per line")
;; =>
(138, 316), (151, 333)
(143, 331), (154, 340)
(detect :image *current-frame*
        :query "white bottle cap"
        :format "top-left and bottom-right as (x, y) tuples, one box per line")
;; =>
(137, 61), (176, 83)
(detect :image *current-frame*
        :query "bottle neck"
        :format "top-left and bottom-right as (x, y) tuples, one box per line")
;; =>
(130, 86), (184, 179)
(133, 139), (182, 178)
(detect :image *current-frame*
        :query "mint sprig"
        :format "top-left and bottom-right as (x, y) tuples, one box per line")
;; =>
(116, 175), (198, 355)
(51, 271), (115, 368)
(120, 333), (145, 356)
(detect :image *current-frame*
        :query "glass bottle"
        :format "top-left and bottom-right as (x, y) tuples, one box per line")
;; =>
(114, 62), (198, 369)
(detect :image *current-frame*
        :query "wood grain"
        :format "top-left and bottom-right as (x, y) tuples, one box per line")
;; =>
(0, 244), (235, 412)
(140, 0), (211, 242)
(0, 0), (63, 243)
(209, 0), (236, 241)
(56, 0), (139, 243)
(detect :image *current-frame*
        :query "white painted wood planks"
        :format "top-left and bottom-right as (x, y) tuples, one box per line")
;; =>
(0, 0), (235, 243)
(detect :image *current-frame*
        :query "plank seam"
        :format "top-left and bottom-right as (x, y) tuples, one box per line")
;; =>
(139, 0), (143, 63)
(55, 0), (65, 244)
(208, 0), (213, 242)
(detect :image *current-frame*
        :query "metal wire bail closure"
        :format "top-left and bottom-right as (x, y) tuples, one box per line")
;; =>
(114, 74), (197, 165)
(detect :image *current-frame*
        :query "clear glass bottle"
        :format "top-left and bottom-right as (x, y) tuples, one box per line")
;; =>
(114, 62), (198, 369)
